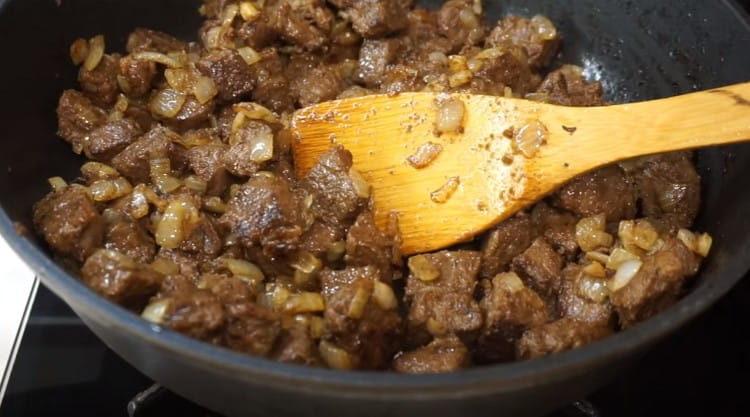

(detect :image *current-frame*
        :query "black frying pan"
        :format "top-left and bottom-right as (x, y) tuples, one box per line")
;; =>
(0, 1), (749, 416)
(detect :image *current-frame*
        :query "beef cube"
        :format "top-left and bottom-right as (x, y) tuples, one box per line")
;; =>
(124, 100), (157, 132)
(394, 336), (470, 374)
(486, 15), (561, 69)
(197, 50), (255, 102)
(219, 174), (303, 255)
(630, 154), (701, 230)
(79, 54), (121, 106)
(379, 64), (421, 95)
(179, 216), (223, 260)
(225, 301), (281, 356)
(303, 145), (367, 227)
(33, 185), (104, 262)
(126, 28), (188, 53)
(247, 49), (295, 113)
(320, 266), (402, 369)
(162, 288), (226, 341)
(610, 238), (700, 327)
(469, 45), (537, 96)
(155, 248), (201, 280)
(187, 144), (230, 196)
(405, 251), (483, 341)
(119, 55), (157, 97)
(165, 96), (215, 132)
(264, 0), (330, 50)
(535, 65), (604, 106)
(475, 273), (549, 363)
(300, 221), (344, 259)
(290, 65), (345, 107)
(553, 165), (637, 223)
(512, 238), (564, 297)
(557, 264), (613, 327)
(437, 0), (484, 52)
(57, 90), (107, 154)
(335, 0), (409, 38)
(516, 318), (612, 359)
(84, 118), (142, 162)
(345, 210), (399, 282)
(105, 217), (156, 264)
(81, 249), (162, 307)
(237, 18), (278, 50)
(530, 202), (579, 258)
(479, 213), (535, 279)
(272, 322), (320, 365)
(356, 38), (402, 88)
(222, 121), (272, 177)
(111, 126), (183, 183)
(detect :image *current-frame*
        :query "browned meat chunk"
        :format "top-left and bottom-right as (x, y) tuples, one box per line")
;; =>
(126, 28), (188, 53)
(475, 273), (549, 363)
(33, 185), (104, 262)
(535, 65), (604, 106)
(222, 121), (272, 177)
(300, 221), (344, 259)
(333, 0), (410, 38)
(530, 202), (579, 259)
(479, 213), (535, 279)
(264, 0), (330, 50)
(81, 249), (162, 307)
(179, 216), (223, 260)
(118, 55), (157, 97)
(345, 210), (399, 282)
(512, 238), (564, 297)
(104, 217), (156, 264)
(437, 0), (484, 52)
(272, 322), (319, 365)
(487, 15), (561, 69)
(111, 126), (184, 183)
(394, 336), (470, 373)
(225, 301), (281, 356)
(356, 38), (402, 88)
(320, 266), (402, 369)
(405, 251), (483, 342)
(303, 145), (367, 227)
(630, 154), (701, 230)
(516, 318), (612, 359)
(248, 49), (294, 113)
(79, 54), (120, 106)
(197, 50), (255, 101)
(289, 64), (345, 107)
(553, 165), (637, 222)
(610, 238), (700, 327)
(84, 118), (142, 162)
(237, 18), (278, 50)
(557, 265), (613, 327)
(162, 288), (226, 341)
(187, 144), (230, 196)
(219, 174), (303, 255)
(468, 46), (537, 96)
(165, 96), (215, 132)
(380, 64), (421, 95)
(57, 90), (107, 154)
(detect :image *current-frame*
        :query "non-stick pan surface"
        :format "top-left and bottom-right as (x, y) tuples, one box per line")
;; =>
(0, 1), (749, 416)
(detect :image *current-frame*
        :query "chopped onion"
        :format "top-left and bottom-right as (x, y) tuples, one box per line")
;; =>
(372, 281), (398, 310)
(150, 88), (187, 118)
(283, 292), (326, 314)
(222, 3), (239, 26)
(348, 167), (371, 198)
(164, 68), (194, 93)
(239, 1), (261, 21)
(155, 198), (200, 249)
(618, 219), (659, 251)
(531, 15), (558, 41)
(203, 196), (227, 214)
(466, 57), (483, 73)
(291, 251), (323, 274)
(248, 128), (274, 162)
(183, 175), (207, 194)
(237, 46), (263, 66)
(347, 286), (372, 319)
(224, 258), (265, 282)
(141, 298), (172, 324)
(430, 176), (460, 204)
(578, 275), (609, 303)
(609, 259), (642, 292)
(408, 255), (440, 282)
(130, 191), (150, 219)
(493, 272), (525, 293)
(426, 317), (448, 336)
(447, 55), (467, 73)
(472, 0), (482, 14)
(407, 142), (443, 169)
(150, 258), (179, 275)
(319, 340), (353, 370)
(585, 251), (610, 264)
(233, 102), (279, 124)
(475, 47), (505, 60)
(131, 51), (183, 68)
(428, 51), (448, 65)
(83, 35), (105, 71)
(696, 233), (712, 257)
(448, 70), (473, 88)
(89, 178), (133, 202)
(606, 247), (639, 270)
(326, 241), (347, 262)
(193, 76), (218, 104)
(582, 261), (606, 278)
(47, 177), (68, 192)
(458, 8), (479, 29)
(435, 97), (465, 134)
(70, 38), (89, 66)
(576, 214), (613, 252)
(309, 316), (327, 339)
(513, 119), (549, 158)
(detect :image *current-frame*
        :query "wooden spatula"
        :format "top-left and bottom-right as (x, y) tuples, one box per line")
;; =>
(291, 82), (750, 255)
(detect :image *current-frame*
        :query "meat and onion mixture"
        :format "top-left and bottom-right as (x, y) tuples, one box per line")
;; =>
(34, 0), (712, 373)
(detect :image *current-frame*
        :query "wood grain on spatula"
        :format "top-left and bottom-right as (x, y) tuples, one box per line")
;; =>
(292, 83), (750, 255)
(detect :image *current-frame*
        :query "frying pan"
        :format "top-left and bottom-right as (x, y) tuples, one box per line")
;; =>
(0, 1), (749, 416)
